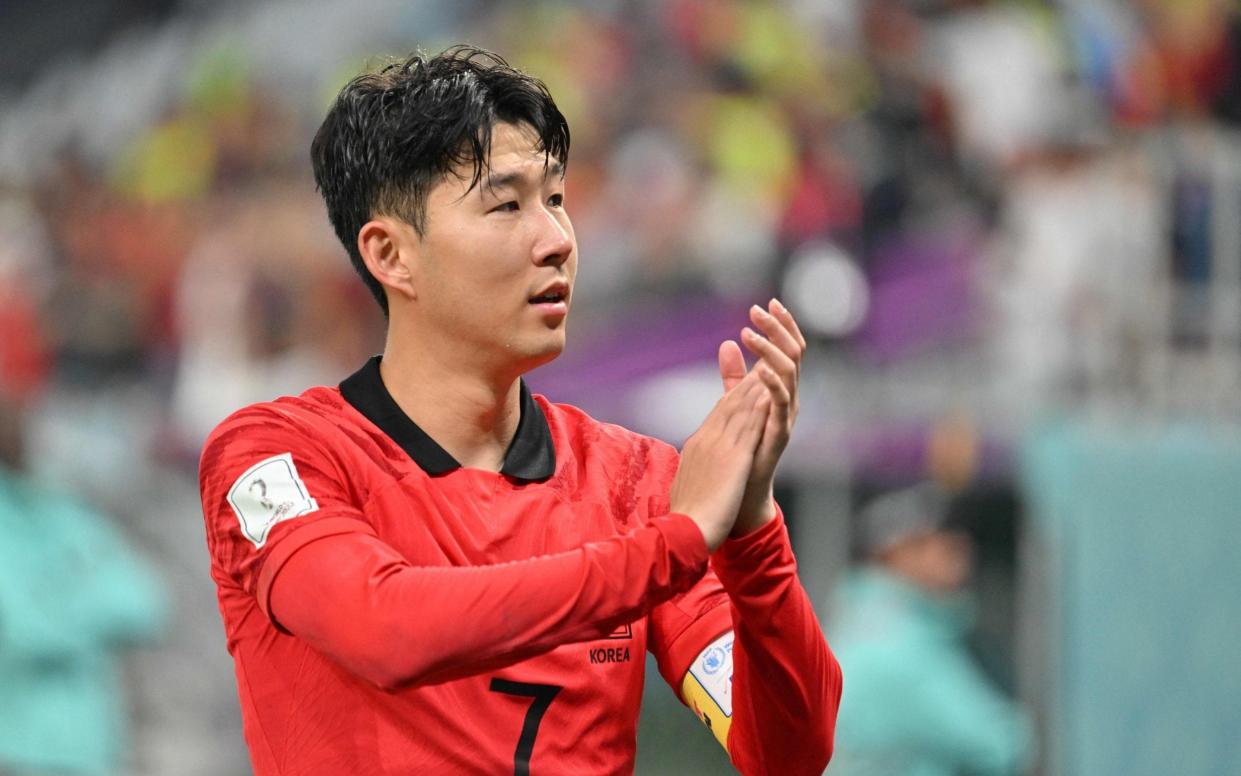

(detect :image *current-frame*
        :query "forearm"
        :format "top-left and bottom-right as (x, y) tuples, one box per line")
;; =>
(268, 513), (708, 690)
(714, 511), (842, 776)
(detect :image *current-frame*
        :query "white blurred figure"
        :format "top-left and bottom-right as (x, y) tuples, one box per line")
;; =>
(932, 1), (1074, 170)
(988, 138), (1164, 415)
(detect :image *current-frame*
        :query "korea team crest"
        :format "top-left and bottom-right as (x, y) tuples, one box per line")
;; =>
(227, 453), (319, 547)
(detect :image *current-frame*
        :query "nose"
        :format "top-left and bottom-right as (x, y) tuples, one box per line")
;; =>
(533, 207), (574, 268)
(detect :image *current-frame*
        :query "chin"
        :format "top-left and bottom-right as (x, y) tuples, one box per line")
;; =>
(514, 332), (566, 374)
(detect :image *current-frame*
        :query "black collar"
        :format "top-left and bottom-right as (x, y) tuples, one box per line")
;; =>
(339, 356), (555, 481)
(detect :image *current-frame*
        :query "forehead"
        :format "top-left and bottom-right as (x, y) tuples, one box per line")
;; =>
(484, 122), (548, 169)
(435, 121), (552, 193)
(424, 121), (562, 213)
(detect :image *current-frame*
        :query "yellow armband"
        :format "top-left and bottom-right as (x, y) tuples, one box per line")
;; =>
(680, 631), (735, 750)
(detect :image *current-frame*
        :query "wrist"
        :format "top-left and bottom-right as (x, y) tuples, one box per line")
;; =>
(731, 487), (777, 538)
(684, 512), (728, 553)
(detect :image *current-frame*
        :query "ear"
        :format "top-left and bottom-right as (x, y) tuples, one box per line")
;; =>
(358, 216), (419, 304)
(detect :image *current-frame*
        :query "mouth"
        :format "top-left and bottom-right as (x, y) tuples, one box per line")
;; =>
(528, 283), (569, 307)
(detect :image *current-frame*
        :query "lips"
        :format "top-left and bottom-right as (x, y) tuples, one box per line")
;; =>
(529, 281), (569, 305)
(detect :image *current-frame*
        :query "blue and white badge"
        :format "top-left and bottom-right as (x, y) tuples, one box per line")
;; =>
(689, 631), (734, 716)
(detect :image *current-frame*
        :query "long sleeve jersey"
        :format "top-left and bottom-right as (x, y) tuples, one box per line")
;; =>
(198, 356), (840, 775)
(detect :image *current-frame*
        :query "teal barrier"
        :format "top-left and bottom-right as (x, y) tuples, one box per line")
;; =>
(1021, 422), (1241, 776)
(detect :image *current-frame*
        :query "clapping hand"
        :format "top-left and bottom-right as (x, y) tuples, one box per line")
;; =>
(717, 299), (806, 537)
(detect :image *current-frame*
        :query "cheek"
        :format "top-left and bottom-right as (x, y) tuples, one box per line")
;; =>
(428, 233), (517, 297)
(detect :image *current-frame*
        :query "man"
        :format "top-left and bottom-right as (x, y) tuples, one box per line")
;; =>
(828, 483), (1033, 775)
(198, 46), (840, 775)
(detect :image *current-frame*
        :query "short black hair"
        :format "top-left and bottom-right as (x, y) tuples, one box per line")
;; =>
(310, 45), (570, 314)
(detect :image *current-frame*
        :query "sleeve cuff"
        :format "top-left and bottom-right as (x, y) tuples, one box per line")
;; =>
(256, 515), (377, 624)
(655, 512), (711, 579)
(711, 503), (797, 598)
(718, 502), (786, 561)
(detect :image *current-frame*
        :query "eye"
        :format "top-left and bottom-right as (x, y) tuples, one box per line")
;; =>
(490, 201), (519, 213)
(548, 193), (564, 208)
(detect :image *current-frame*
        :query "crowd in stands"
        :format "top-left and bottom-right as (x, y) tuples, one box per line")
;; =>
(4, 0), (1239, 450)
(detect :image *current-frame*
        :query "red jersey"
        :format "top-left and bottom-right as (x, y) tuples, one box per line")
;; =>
(199, 356), (840, 775)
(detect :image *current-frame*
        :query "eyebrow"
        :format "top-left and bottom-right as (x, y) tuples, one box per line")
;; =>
(484, 160), (566, 192)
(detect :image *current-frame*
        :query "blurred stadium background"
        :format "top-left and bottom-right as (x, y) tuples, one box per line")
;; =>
(1, 0), (1239, 774)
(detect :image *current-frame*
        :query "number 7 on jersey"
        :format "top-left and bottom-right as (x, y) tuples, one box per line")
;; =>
(489, 678), (563, 776)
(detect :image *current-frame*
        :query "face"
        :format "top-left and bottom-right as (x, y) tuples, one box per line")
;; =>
(910, 531), (973, 594)
(406, 122), (576, 376)
(884, 530), (974, 595)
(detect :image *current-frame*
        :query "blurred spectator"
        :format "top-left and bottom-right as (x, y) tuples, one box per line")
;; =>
(827, 483), (1033, 776)
(0, 399), (168, 775)
(931, 0), (1074, 171)
(991, 137), (1163, 406)
(168, 184), (381, 452)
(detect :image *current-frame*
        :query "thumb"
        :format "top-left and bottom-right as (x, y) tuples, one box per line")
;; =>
(718, 340), (747, 392)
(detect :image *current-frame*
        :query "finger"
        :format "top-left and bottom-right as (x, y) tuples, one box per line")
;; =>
(738, 372), (766, 411)
(723, 376), (766, 439)
(713, 370), (752, 423)
(744, 391), (771, 446)
(741, 327), (797, 386)
(718, 340), (747, 392)
(755, 363), (791, 419)
(769, 298), (807, 351)
(754, 366), (790, 446)
(749, 304), (802, 369)
(722, 367), (763, 408)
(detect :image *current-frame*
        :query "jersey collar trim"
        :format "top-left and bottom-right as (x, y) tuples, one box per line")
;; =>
(339, 356), (556, 481)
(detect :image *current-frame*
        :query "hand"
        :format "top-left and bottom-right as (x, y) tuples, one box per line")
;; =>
(718, 299), (806, 536)
(669, 372), (770, 552)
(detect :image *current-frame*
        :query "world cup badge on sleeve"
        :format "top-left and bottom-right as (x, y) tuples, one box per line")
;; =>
(227, 453), (319, 547)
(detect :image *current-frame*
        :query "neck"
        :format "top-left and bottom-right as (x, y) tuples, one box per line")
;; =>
(379, 321), (524, 472)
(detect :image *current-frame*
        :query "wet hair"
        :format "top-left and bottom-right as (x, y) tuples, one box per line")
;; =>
(311, 45), (570, 314)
